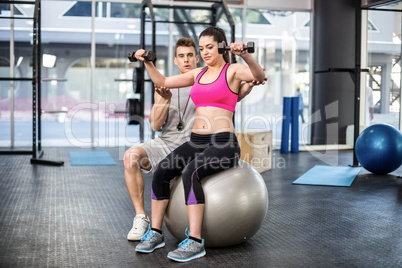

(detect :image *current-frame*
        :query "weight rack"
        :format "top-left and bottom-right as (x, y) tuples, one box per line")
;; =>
(0, 0), (64, 166)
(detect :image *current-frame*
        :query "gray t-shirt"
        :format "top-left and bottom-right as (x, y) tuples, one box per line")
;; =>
(140, 86), (196, 173)
(158, 86), (196, 151)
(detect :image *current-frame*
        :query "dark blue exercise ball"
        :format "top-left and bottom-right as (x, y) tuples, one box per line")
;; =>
(355, 124), (402, 174)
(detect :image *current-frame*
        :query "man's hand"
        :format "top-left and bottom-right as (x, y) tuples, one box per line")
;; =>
(247, 77), (267, 87)
(155, 86), (172, 100)
(238, 68), (267, 102)
(248, 66), (267, 87)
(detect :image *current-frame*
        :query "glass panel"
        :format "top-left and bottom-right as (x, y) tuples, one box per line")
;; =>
(41, 0), (92, 146)
(95, 1), (144, 148)
(2, 1), (312, 148)
(367, 9), (401, 129)
(243, 8), (271, 24)
(110, 2), (141, 18)
(63, 2), (106, 17)
(369, 1), (402, 11)
(220, 7), (272, 27)
(152, 7), (212, 24)
(234, 10), (312, 148)
(0, 4), (23, 16)
(0, 7), (33, 147)
(0, 56), (11, 147)
(0, 67), (32, 147)
(14, 80), (32, 147)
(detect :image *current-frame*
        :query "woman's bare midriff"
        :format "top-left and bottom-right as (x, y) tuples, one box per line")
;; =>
(191, 106), (234, 134)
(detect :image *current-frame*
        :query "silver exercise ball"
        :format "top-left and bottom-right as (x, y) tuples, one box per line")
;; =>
(164, 160), (268, 248)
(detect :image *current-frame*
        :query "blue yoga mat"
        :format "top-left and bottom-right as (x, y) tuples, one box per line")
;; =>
(69, 151), (117, 166)
(292, 165), (361, 187)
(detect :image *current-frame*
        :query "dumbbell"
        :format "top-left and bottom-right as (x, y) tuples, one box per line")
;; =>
(128, 50), (156, 62)
(218, 42), (255, 54)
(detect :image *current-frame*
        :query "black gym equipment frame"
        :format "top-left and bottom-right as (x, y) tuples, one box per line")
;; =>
(0, 0), (64, 166)
(136, 0), (236, 142)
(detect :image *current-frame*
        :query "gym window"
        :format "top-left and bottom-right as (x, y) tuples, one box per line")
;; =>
(368, 18), (378, 31)
(110, 3), (141, 18)
(0, 4), (23, 17)
(228, 8), (272, 25)
(303, 18), (378, 31)
(63, 2), (107, 17)
(63, 2), (142, 18)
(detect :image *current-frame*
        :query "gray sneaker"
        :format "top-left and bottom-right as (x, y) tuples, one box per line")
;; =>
(127, 214), (150, 241)
(167, 228), (206, 262)
(135, 226), (165, 253)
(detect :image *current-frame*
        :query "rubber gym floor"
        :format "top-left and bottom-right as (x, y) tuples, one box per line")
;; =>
(1, 147), (402, 268)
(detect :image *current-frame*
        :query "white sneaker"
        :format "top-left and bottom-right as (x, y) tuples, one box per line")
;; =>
(127, 214), (150, 241)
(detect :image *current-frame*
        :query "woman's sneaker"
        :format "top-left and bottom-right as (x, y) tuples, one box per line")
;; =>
(167, 229), (206, 262)
(127, 214), (150, 241)
(135, 226), (165, 253)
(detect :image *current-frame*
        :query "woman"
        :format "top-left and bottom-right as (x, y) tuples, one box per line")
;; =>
(134, 26), (265, 262)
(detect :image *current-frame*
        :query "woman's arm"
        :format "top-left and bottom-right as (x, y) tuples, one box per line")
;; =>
(237, 73), (267, 101)
(135, 49), (197, 88)
(237, 82), (254, 102)
(230, 43), (265, 83)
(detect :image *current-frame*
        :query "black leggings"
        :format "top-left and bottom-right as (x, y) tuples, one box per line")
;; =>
(151, 132), (240, 205)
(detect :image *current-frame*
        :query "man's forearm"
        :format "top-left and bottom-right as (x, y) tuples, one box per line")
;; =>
(149, 98), (171, 131)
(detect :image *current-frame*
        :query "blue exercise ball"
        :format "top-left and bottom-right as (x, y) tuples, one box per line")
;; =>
(355, 124), (402, 174)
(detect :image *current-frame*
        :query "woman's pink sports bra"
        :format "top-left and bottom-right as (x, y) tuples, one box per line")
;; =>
(190, 63), (238, 113)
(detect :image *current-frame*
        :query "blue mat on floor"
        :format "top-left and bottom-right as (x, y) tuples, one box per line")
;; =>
(292, 165), (361, 187)
(69, 151), (117, 166)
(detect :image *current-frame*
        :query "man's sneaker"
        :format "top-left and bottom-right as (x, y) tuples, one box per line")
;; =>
(127, 214), (150, 241)
(167, 228), (206, 262)
(135, 226), (165, 253)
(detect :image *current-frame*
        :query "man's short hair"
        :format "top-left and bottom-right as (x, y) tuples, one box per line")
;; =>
(175, 37), (197, 56)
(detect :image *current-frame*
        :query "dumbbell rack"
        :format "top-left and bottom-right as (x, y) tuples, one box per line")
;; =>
(134, 0), (236, 142)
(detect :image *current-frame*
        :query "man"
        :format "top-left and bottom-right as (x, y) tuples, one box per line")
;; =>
(366, 86), (374, 125)
(124, 37), (260, 241)
(124, 37), (199, 241)
(296, 88), (305, 123)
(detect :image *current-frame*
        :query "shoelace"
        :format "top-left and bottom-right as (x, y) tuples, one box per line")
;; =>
(178, 238), (193, 249)
(140, 226), (152, 242)
(178, 228), (193, 249)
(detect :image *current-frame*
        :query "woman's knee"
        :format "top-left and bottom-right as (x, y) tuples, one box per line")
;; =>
(151, 167), (171, 200)
(181, 164), (197, 191)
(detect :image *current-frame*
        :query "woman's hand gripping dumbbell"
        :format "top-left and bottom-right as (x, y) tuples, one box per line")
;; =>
(128, 49), (156, 62)
(218, 41), (255, 55)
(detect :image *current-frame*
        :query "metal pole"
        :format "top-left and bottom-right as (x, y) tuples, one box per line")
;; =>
(221, 0), (236, 63)
(32, 0), (38, 159)
(360, 10), (368, 129)
(38, 0), (42, 152)
(91, 0), (96, 148)
(141, 1), (145, 143)
(151, 2), (156, 140)
(352, 0), (362, 167)
(240, 0), (247, 131)
(399, 12), (402, 131)
(140, 0), (148, 143)
(141, 1), (145, 49)
(168, 0), (174, 77)
(10, 3), (15, 148)
(28, 0), (63, 166)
